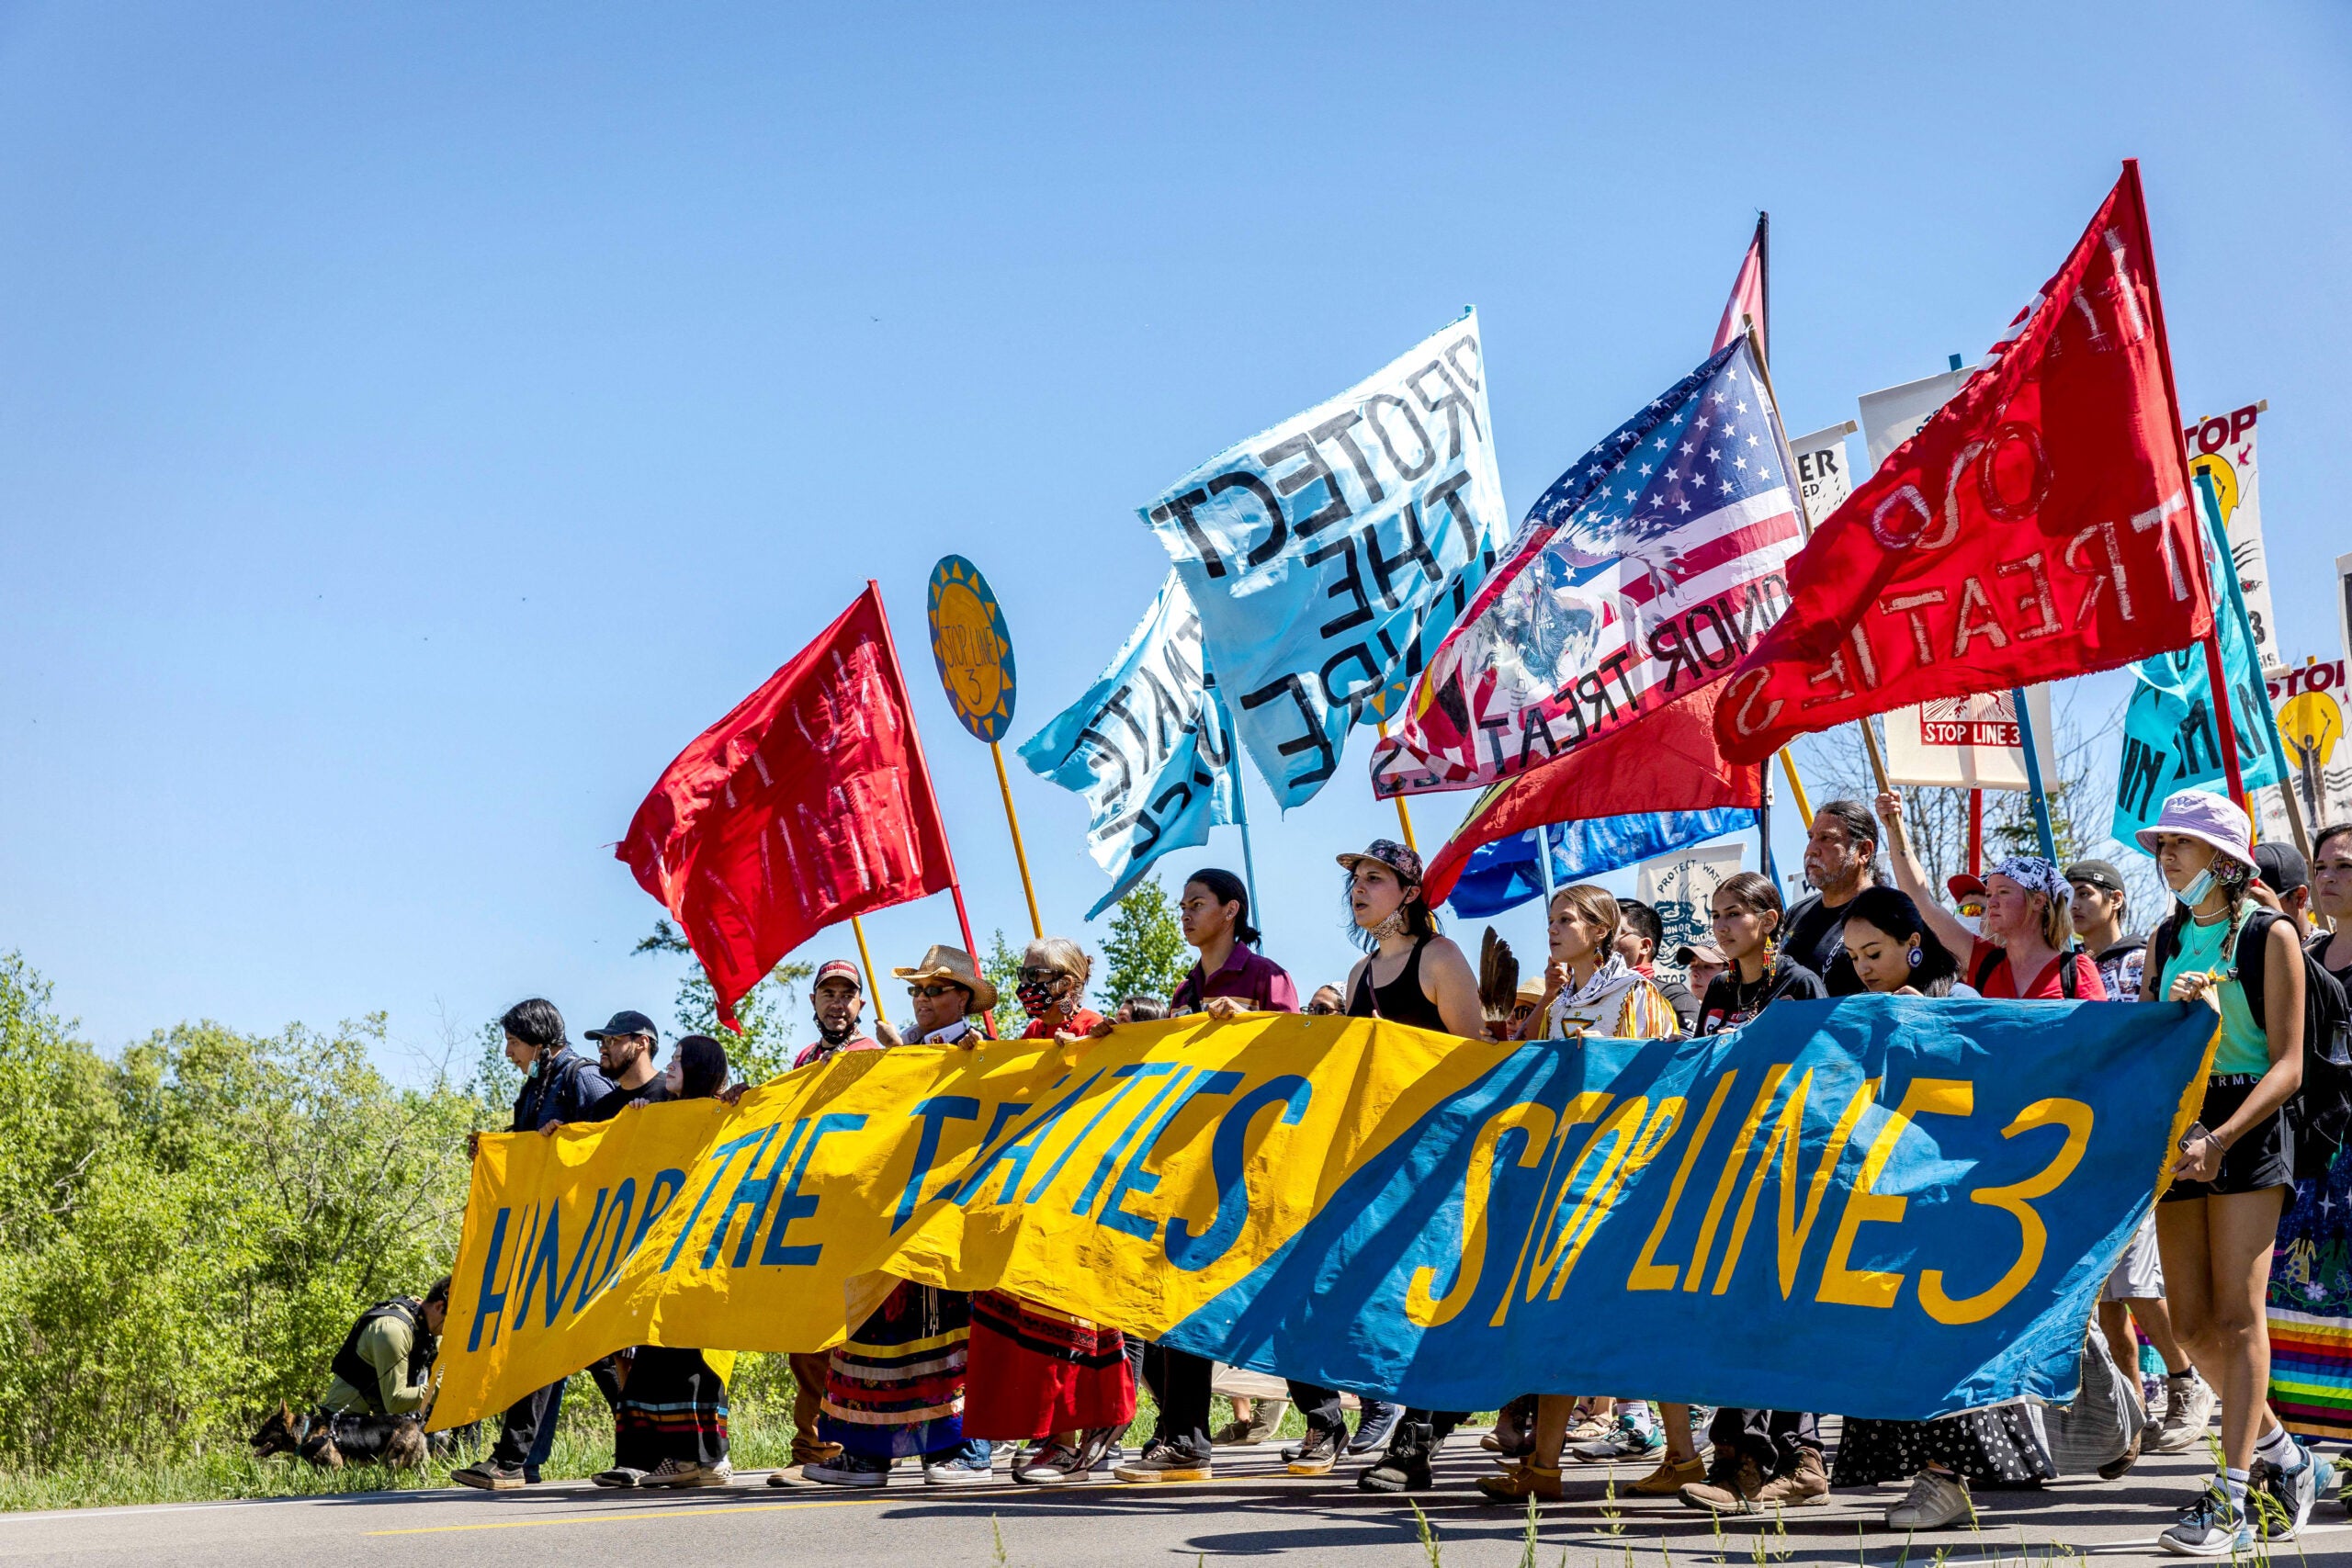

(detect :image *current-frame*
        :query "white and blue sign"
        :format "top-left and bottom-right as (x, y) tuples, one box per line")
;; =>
(1020, 572), (1240, 918)
(1139, 311), (1511, 809)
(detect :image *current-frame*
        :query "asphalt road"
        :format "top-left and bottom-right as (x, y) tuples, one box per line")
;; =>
(2, 1436), (2346, 1567)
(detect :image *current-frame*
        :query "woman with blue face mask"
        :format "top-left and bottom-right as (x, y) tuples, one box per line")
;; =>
(2136, 790), (2314, 1555)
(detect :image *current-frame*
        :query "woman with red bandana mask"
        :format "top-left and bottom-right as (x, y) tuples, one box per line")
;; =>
(962, 939), (1135, 1486)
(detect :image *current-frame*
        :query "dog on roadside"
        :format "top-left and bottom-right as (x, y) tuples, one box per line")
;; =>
(249, 1403), (428, 1471)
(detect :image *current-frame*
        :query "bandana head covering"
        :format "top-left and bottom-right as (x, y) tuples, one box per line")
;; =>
(1987, 855), (2066, 908)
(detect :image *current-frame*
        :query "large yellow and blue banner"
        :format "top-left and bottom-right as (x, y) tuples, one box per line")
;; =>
(432, 1000), (2217, 1430)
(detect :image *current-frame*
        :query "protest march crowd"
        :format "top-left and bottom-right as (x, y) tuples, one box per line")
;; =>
(279, 162), (2352, 1559)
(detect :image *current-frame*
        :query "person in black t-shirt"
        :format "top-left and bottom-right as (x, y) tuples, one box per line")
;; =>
(1680, 871), (1831, 1514)
(1692, 872), (1827, 1036)
(1776, 799), (1880, 997)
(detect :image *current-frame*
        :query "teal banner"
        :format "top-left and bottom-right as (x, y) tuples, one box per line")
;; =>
(1166, 997), (2217, 1420)
(2111, 492), (2282, 838)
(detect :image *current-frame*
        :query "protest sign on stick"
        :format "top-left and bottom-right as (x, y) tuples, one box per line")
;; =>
(926, 556), (1042, 940)
(1140, 310), (1511, 810)
(2256, 656), (2352, 839)
(2182, 401), (2278, 669)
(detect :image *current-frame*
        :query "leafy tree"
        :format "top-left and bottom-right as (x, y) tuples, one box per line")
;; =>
(1099, 875), (1190, 1010)
(981, 928), (1026, 1039)
(0, 958), (478, 1466)
(632, 920), (814, 1087)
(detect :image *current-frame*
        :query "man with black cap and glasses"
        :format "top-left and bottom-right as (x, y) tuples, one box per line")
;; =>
(2066, 860), (2147, 1002)
(452, 1000), (622, 1492)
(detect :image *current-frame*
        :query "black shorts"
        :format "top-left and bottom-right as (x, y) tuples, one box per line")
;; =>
(2161, 1075), (2294, 1201)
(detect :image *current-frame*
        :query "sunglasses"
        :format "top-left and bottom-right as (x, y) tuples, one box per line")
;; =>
(1017, 966), (1068, 985)
(1305, 1001), (1340, 1016)
(906, 983), (967, 998)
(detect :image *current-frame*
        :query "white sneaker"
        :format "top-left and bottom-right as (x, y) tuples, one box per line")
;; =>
(1885, 1469), (1973, 1530)
(2152, 1376), (2217, 1453)
(642, 1457), (731, 1488)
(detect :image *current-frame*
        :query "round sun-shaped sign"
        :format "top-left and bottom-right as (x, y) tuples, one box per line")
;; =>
(926, 556), (1016, 742)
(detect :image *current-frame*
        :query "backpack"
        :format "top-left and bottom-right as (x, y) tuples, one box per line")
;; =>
(2145, 906), (2352, 1180)
(329, 1297), (434, 1415)
(1971, 943), (2086, 999)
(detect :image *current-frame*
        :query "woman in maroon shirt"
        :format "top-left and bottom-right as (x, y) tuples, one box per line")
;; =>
(1171, 867), (1300, 1018)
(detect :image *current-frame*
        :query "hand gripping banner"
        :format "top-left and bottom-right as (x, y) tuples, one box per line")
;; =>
(433, 1000), (2217, 1429)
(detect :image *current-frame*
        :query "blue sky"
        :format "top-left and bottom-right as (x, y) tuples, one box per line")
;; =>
(4, 3), (2347, 1070)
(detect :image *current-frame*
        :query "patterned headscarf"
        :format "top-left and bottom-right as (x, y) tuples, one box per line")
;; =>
(1987, 855), (2067, 908)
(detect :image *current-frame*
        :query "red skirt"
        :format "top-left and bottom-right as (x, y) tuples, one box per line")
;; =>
(961, 1291), (1135, 1439)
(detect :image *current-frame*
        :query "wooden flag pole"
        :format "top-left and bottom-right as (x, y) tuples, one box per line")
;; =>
(851, 916), (887, 1029)
(989, 741), (1045, 939)
(1374, 721), (1419, 852)
(1967, 790), (1984, 876)
(869, 579), (998, 1039)
(2192, 471), (2311, 859)
(1776, 750), (1815, 830)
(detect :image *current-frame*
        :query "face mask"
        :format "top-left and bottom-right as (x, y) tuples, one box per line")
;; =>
(1016, 978), (1061, 1019)
(2179, 867), (2217, 907)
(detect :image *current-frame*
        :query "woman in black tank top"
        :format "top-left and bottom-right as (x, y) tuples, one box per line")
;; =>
(1327, 839), (1487, 1496)
(1336, 840), (1484, 1039)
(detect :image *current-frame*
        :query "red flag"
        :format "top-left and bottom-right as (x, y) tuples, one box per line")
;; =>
(617, 585), (956, 1030)
(1422, 680), (1760, 908)
(1715, 164), (2211, 765)
(1713, 212), (1768, 360)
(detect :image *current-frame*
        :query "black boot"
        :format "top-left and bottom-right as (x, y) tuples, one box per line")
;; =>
(1358, 1418), (1434, 1493)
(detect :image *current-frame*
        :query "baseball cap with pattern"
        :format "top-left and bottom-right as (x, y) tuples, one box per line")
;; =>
(812, 959), (863, 991)
(1336, 838), (1424, 886)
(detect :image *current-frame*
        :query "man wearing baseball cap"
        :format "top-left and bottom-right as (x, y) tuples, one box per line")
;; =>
(2253, 843), (2314, 935)
(792, 961), (885, 1070)
(2065, 860), (2147, 1003)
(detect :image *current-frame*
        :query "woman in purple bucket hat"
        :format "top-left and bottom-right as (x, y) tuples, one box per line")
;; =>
(2134, 787), (2316, 1554)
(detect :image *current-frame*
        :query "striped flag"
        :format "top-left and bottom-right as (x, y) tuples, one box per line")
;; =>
(1371, 337), (1804, 798)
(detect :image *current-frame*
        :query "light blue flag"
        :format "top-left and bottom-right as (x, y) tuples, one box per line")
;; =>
(1019, 572), (1239, 919)
(1445, 808), (1758, 919)
(1139, 311), (1512, 809)
(2111, 494), (2280, 840)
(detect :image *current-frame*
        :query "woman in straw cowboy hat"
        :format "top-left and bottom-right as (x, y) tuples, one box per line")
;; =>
(2134, 789), (2316, 1554)
(801, 944), (998, 1491)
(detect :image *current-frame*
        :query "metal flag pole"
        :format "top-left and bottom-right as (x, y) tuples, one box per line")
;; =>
(1231, 760), (1262, 923)
(851, 916), (887, 1029)
(989, 741), (1045, 939)
(1374, 720), (1419, 852)
(1738, 315), (1836, 845)
(869, 579), (998, 1039)
(1537, 821), (1556, 904)
(2009, 689), (2061, 863)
